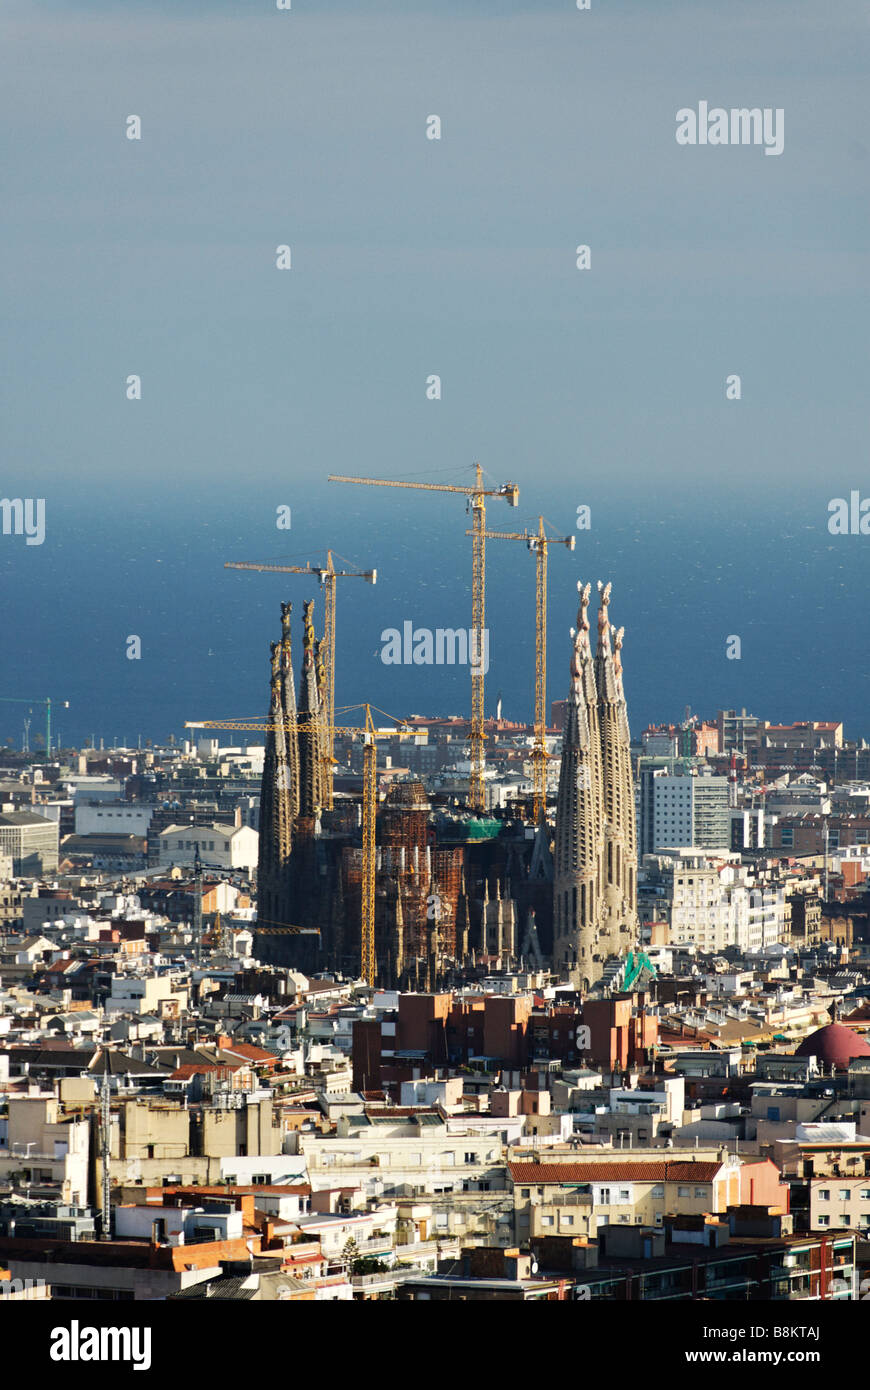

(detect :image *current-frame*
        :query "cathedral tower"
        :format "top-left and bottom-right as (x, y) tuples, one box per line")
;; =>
(553, 580), (638, 990)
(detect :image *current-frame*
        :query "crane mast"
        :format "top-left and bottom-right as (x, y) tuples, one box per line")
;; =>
(185, 706), (412, 987)
(224, 551), (376, 810)
(468, 516), (574, 821)
(329, 466), (518, 811)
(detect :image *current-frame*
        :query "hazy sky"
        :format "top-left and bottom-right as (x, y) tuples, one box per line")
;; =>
(1, 0), (868, 745)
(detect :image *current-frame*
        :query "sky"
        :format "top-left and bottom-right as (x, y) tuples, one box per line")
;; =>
(1, 0), (868, 748)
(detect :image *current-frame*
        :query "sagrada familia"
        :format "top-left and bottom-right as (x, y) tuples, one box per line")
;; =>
(552, 580), (638, 991)
(255, 581), (637, 994)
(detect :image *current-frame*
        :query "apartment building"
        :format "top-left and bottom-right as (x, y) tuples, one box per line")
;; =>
(0, 1097), (88, 1205)
(297, 1117), (506, 1198)
(509, 1154), (785, 1242)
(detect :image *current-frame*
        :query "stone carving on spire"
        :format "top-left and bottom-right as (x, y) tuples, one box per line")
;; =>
(596, 580), (612, 647)
(613, 626), (625, 686)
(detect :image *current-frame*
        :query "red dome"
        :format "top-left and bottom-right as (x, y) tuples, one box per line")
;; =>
(795, 1023), (870, 1070)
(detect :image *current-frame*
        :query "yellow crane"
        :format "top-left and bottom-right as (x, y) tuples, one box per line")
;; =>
(329, 465), (519, 811)
(184, 705), (413, 986)
(467, 516), (574, 822)
(224, 551), (377, 810)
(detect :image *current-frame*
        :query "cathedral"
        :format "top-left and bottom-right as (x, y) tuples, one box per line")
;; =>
(255, 581), (637, 995)
(552, 581), (638, 990)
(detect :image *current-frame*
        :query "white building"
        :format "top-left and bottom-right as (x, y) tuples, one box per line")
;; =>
(646, 771), (730, 853)
(640, 850), (788, 954)
(0, 812), (59, 875)
(157, 823), (258, 872)
(75, 803), (153, 836)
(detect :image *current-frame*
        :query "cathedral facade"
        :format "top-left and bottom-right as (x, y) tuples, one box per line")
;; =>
(256, 584), (637, 993)
(254, 602), (554, 988)
(553, 581), (638, 990)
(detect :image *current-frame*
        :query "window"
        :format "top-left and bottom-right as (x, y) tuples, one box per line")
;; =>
(520, 1188), (530, 1199)
(694, 1187), (706, 1198)
(541, 1215), (554, 1227)
(860, 1190), (870, 1202)
(562, 1215), (574, 1227)
(651, 1185), (664, 1199)
(678, 1186), (690, 1197)
(464, 1153), (475, 1165)
(598, 1187), (610, 1204)
(819, 1190), (830, 1201)
(619, 1189), (630, 1201)
(817, 1215), (830, 1227)
(253, 1174), (268, 1185)
(838, 1189), (850, 1201)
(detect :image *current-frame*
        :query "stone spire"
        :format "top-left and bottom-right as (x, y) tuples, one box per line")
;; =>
(280, 602), (300, 818)
(594, 583), (637, 957)
(297, 600), (323, 821)
(552, 581), (605, 988)
(257, 637), (294, 930)
(612, 622), (637, 919)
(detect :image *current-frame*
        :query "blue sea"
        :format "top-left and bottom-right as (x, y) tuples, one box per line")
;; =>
(0, 481), (867, 752)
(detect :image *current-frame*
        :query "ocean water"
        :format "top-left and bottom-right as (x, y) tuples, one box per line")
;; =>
(0, 484), (866, 752)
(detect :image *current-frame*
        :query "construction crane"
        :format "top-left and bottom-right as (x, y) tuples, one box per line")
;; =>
(224, 551), (377, 811)
(467, 516), (574, 821)
(184, 705), (414, 986)
(0, 696), (69, 756)
(329, 466), (519, 810)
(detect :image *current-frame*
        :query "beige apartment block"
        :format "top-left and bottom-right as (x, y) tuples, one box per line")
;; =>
(0, 1097), (89, 1204)
(810, 1178), (870, 1233)
(510, 1156), (744, 1241)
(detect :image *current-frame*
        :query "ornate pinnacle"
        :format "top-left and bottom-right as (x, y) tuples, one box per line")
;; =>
(302, 599), (316, 665)
(613, 625), (625, 685)
(576, 580), (592, 643)
(597, 581), (612, 651)
(315, 637), (326, 692)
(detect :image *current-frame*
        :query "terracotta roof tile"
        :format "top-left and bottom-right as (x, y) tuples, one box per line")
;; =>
(508, 1161), (723, 1184)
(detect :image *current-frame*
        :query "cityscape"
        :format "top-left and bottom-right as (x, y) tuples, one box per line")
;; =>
(2, 499), (870, 1314)
(2, 0), (867, 1363)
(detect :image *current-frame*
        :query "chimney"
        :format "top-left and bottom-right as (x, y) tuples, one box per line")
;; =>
(234, 806), (243, 829)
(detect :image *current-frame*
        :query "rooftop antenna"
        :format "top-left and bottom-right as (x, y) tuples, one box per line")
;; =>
(823, 816), (830, 900)
(194, 844), (203, 967)
(100, 1065), (111, 1239)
